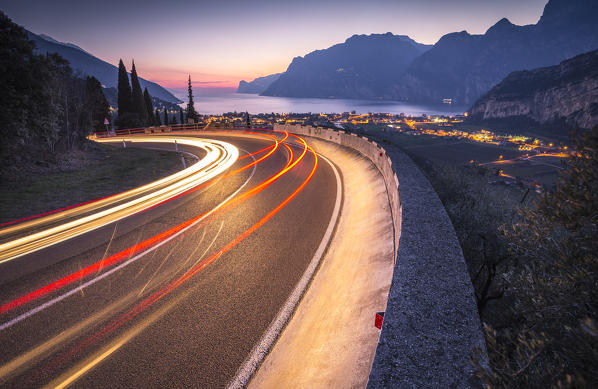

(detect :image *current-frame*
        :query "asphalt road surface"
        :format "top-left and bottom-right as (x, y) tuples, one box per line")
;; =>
(0, 130), (339, 388)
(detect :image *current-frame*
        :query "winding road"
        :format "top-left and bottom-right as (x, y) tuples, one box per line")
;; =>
(0, 130), (340, 388)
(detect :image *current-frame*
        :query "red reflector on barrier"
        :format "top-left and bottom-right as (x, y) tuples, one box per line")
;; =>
(375, 312), (384, 329)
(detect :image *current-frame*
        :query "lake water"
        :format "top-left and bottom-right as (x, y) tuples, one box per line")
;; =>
(184, 93), (467, 116)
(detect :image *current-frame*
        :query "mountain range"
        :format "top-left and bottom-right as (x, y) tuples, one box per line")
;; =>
(247, 0), (598, 106)
(27, 31), (181, 104)
(238, 73), (282, 94)
(469, 49), (598, 131)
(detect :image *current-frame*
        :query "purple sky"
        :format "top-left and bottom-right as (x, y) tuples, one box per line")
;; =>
(1, 0), (548, 89)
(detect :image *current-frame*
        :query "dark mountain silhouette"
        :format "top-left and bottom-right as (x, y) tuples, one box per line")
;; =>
(237, 73), (282, 94)
(262, 33), (431, 99)
(261, 0), (598, 105)
(469, 49), (598, 131)
(393, 0), (598, 104)
(27, 31), (181, 104)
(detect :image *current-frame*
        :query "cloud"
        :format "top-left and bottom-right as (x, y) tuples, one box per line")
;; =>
(193, 80), (228, 85)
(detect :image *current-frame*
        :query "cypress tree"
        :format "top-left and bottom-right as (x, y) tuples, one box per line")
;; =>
(117, 59), (132, 117)
(85, 76), (110, 133)
(130, 60), (148, 124)
(163, 108), (168, 125)
(154, 109), (161, 125)
(143, 87), (154, 126)
(179, 107), (184, 125)
(186, 75), (198, 122)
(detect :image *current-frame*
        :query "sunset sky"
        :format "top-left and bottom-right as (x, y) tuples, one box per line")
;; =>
(1, 0), (548, 91)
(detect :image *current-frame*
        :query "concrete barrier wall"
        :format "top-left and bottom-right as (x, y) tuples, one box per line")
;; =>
(277, 124), (401, 259)
(275, 123), (487, 388)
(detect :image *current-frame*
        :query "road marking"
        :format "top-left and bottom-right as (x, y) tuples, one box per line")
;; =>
(227, 150), (343, 389)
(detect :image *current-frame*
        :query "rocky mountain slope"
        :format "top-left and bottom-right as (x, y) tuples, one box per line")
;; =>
(469, 49), (598, 130)
(262, 33), (431, 99)
(237, 73), (282, 94)
(27, 31), (181, 104)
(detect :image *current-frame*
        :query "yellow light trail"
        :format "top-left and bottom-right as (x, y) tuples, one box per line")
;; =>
(0, 136), (238, 264)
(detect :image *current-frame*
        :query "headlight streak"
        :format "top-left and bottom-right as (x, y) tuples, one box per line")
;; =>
(0, 138), (239, 263)
(0, 139), (209, 237)
(0, 132), (289, 318)
(0, 131), (278, 232)
(40, 141), (319, 388)
(126, 132), (286, 217)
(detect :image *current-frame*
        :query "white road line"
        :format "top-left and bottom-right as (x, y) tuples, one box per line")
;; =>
(227, 151), (343, 389)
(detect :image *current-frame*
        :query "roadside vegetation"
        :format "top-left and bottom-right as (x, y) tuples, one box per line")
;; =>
(397, 128), (598, 387)
(0, 12), (110, 171)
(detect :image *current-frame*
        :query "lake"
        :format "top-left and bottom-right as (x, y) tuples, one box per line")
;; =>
(184, 93), (467, 116)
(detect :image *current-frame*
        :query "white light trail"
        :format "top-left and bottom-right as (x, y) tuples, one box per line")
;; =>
(0, 137), (238, 264)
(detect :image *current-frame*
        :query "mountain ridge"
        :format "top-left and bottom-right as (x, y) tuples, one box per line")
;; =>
(392, 0), (598, 104)
(259, 0), (598, 105)
(262, 32), (431, 99)
(27, 31), (181, 104)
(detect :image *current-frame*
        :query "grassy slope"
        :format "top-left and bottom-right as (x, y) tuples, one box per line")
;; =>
(0, 143), (189, 224)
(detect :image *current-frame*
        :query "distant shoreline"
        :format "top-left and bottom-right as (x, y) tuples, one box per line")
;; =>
(174, 92), (467, 116)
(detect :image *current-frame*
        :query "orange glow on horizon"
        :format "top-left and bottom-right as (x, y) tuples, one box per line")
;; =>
(135, 65), (285, 90)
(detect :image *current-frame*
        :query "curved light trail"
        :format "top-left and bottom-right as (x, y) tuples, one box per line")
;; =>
(0, 137), (239, 264)
(0, 129), (337, 388)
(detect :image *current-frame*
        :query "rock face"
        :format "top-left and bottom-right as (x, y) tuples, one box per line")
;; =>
(27, 31), (181, 103)
(261, 0), (598, 105)
(469, 49), (598, 130)
(262, 33), (431, 99)
(237, 73), (282, 94)
(396, 0), (598, 105)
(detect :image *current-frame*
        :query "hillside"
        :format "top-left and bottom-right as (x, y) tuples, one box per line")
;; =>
(27, 31), (181, 104)
(262, 33), (431, 99)
(469, 49), (598, 131)
(237, 73), (282, 94)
